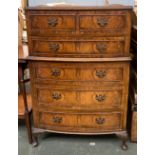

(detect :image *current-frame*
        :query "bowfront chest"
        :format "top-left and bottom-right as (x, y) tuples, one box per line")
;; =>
(26, 6), (132, 149)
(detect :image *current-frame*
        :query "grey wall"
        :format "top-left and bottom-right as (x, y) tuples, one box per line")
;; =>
(28, 0), (134, 7)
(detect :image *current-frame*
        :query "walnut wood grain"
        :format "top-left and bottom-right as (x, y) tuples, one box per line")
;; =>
(29, 37), (126, 57)
(131, 112), (137, 142)
(26, 9), (131, 37)
(38, 111), (122, 132)
(26, 6), (132, 149)
(34, 86), (123, 111)
(33, 62), (125, 82)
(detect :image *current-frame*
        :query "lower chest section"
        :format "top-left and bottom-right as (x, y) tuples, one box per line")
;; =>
(30, 61), (130, 133)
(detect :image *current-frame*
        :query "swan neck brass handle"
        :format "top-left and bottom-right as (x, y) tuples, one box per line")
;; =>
(96, 118), (105, 125)
(51, 68), (61, 77)
(96, 94), (106, 102)
(49, 43), (59, 52)
(52, 92), (61, 100)
(97, 18), (108, 27)
(96, 70), (106, 78)
(96, 43), (107, 53)
(48, 18), (58, 27)
(52, 116), (62, 123)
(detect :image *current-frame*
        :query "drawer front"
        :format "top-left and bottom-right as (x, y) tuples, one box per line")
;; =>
(30, 37), (125, 57)
(31, 39), (76, 56)
(28, 14), (76, 36)
(79, 113), (121, 129)
(79, 13), (129, 35)
(78, 39), (124, 56)
(36, 87), (123, 110)
(27, 11), (131, 36)
(39, 112), (77, 127)
(33, 62), (124, 82)
(38, 112), (122, 132)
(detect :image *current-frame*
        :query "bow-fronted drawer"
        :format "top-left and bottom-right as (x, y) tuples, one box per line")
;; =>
(38, 112), (122, 132)
(29, 37), (126, 57)
(32, 62), (126, 83)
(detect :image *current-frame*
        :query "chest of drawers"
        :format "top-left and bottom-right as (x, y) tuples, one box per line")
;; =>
(26, 6), (132, 150)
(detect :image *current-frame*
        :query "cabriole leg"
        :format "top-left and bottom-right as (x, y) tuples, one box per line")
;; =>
(116, 131), (128, 150)
(32, 128), (45, 147)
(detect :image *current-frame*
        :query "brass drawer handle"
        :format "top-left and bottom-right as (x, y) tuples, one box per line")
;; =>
(97, 18), (108, 27)
(96, 70), (106, 78)
(48, 18), (58, 27)
(52, 92), (61, 100)
(96, 94), (106, 102)
(96, 43), (107, 53)
(96, 118), (105, 125)
(51, 68), (61, 77)
(49, 43), (59, 52)
(52, 116), (62, 123)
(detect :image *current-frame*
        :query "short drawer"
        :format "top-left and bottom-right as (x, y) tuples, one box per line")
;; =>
(33, 62), (125, 82)
(38, 112), (122, 132)
(79, 12), (130, 35)
(30, 37), (125, 57)
(79, 113), (122, 129)
(39, 112), (77, 128)
(36, 86), (123, 110)
(28, 14), (76, 36)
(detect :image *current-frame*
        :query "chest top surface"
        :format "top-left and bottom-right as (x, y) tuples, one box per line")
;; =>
(28, 0), (134, 7)
(26, 5), (132, 11)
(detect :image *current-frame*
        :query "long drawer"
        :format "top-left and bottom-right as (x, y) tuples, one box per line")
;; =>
(29, 37), (126, 57)
(33, 84), (124, 111)
(26, 10), (131, 37)
(36, 111), (122, 132)
(31, 62), (129, 83)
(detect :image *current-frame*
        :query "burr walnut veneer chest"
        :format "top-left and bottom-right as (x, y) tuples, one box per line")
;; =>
(25, 6), (132, 149)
